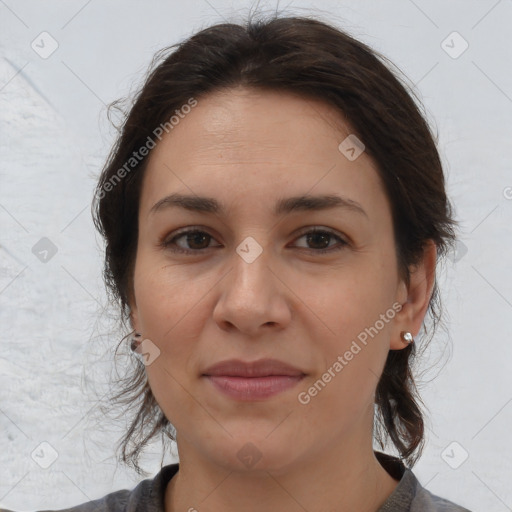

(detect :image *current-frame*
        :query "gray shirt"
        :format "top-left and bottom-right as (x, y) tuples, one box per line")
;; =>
(1, 452), (472, 512)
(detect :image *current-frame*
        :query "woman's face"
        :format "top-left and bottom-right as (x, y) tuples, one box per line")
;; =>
(129, 87), (414, 473)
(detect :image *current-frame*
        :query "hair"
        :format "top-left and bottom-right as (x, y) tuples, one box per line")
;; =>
(92, 13), (456, 474)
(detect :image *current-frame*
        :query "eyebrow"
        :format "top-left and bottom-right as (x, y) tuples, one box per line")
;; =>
(149, 193), (368, 218)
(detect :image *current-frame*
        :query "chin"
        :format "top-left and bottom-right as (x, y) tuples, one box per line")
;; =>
(205, 431), (300, 475)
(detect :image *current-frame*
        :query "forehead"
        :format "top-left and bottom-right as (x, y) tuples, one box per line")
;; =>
(149, 87), (351, 165)
(140, 87), (386, 217)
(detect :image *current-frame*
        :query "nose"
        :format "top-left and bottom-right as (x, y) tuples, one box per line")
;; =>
(212, 245), (292, 336)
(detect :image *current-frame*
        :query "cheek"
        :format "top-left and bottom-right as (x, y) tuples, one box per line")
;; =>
(133, 261), (207, 400)
(303, 253), (397, 341)
(145, 362), (200, 438)
(139, 274), (205, 430)
(299, 298), (393, 428)
(302, 256), (397, 398)
(134, 255), (205, 336)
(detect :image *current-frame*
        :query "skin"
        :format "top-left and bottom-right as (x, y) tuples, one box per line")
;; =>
(128, 86), (437, 512)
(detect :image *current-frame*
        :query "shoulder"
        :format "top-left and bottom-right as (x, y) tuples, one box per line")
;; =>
(0, 490), (133, 512)
(374, 452), (472, 512)
(1, 464), (179, 512)
(406, 468), (473, 512)
(39, 488), (134, 512)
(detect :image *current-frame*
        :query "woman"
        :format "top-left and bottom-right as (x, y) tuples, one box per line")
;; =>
(13, 14), (471, 512)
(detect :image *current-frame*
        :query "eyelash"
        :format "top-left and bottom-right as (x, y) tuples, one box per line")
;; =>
(159, 226), (349, 255)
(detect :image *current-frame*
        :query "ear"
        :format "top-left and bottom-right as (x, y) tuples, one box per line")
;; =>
(128, 291), (140, 334)
(390, 240), (437, 350)
(129, 308), (139, 334)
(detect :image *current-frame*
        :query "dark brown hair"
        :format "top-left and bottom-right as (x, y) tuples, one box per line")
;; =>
(92, 13), (456, 474)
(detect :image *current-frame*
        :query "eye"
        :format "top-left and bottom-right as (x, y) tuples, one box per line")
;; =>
(159, 226), (348, 255)
(292, 227), (348, 254)
(159, 228), (221, 254)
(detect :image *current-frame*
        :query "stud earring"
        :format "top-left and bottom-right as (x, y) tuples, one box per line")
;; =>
(130, 332), (142, 351)
(400, 331), (414, 345)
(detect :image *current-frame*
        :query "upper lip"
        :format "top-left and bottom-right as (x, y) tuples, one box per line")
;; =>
(202, 358), (306, 377)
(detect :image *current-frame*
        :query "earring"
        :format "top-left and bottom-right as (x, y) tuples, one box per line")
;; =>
(130, 332), (142, 352)
(400, 331), (414, 345)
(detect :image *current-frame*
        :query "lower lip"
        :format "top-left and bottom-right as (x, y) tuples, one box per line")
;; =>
(204, 375), (305, 400)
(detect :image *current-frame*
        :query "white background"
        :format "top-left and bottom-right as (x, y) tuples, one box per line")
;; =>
(1, 1), (511, 510)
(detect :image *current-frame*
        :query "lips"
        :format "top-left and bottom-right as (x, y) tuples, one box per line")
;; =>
(202, 358), (305, 378)
(202, 359), (306, 401)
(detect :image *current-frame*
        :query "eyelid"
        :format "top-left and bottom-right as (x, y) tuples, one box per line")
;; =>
(159, 225), (221, 253)
(290, 226), (349, 251)
(292, 225), (347, 241)
(160, 225), (349, 254)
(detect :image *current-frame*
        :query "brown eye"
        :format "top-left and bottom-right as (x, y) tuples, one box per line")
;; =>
(293, 228), (348, 254)
(161, 228), (220, 254)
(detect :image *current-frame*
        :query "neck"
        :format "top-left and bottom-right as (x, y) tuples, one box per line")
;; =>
(164, 425), (399, 512)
